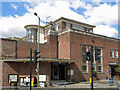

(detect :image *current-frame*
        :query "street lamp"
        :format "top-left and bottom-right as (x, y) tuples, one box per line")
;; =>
(34, 12), (40, 86)
(46, 16), (50, 25)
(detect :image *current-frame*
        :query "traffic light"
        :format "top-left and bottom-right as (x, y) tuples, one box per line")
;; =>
(95, 47), (101, 61)
(34, 50), (40, 64)
(86, 51), (90, 61)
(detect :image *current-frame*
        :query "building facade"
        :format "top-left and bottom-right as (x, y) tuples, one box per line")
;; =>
(0, 17), (120, 87)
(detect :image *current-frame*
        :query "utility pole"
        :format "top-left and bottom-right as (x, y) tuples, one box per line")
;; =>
(34, 12), (40, 87)
(90, 45), (93, 90)
(30, 48), (32, 90)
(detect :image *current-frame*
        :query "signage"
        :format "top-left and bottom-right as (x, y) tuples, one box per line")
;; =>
(8, 74), (18, 83)
(39, 75), (46, 82)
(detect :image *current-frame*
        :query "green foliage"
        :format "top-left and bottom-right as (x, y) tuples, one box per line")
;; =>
(115, 64), (120, 73)
(93, 70), (97, 77)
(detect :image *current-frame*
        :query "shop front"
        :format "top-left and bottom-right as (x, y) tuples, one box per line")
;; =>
(2, 58), (76, 87)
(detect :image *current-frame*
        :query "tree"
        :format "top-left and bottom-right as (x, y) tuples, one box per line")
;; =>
(115, 64), (120, 76)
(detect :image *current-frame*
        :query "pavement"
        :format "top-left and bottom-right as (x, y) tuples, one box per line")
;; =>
(49, 79), (119, 88)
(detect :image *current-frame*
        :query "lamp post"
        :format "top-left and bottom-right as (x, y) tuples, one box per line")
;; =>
(34, 12), (40, 87)
(46, 16), (50, 25)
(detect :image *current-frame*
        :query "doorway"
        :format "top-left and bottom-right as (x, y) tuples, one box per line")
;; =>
(51, 63), (66, 80)
(109, 65), (117, 78)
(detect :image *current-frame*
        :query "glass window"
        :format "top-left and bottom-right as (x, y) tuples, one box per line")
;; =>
(96, 47), (102, 72)
(110, 49), (114, 58)
(56, 24), (59, 31)
(82, 45), (86, 55)
(82, 45), (88, 72)
(98, 66), (102, 72)
(72, 24), (85, 31)
(66, 23), (70, 29)
(82, 55), (86, 63)
(26, 28), (37, 42)
(86, 28), (93, 33)
(115, 50), (118, 58)
(82, 65), (87, 72)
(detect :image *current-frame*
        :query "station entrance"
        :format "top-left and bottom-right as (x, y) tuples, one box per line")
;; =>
(51, 63), (66, 80)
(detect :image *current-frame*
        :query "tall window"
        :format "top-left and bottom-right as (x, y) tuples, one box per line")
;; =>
(97, 47), (103, 72)
(56, 24), (59, 31)
(82, 45), (88, 72)
(115, 50), (118, 58)
(26, 28), (37, 42)
(110, 49), (114, 58)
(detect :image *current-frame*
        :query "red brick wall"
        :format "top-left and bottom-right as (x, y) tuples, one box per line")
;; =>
(69, 32), (119, 81)
(47, 35), (58, 58)
(58, 32), (70, 59)
(0, 61), (3, 87)
(2, 61), (51, 86)
(17, 41), (49, 58)
(1, 39), (50, 59)
(1, 39), (16, 59)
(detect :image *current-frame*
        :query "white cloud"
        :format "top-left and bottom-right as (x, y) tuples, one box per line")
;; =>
(93, 25), (118, 37)
(84, 3), (118, 26)
(0, 0), (118, 39)
(11, 4), (18, 10)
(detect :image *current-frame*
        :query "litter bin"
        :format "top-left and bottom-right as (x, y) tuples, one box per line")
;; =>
(109, 78), (113, 85)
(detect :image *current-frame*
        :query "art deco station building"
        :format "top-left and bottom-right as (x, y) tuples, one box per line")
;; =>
(0, 17), (119, 87)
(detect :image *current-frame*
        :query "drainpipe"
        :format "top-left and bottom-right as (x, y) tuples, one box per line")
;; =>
(15, 41), (17, 59)
(56, 36), (59, 58)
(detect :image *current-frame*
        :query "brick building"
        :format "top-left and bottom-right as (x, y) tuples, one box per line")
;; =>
(0, 17), (119, 87)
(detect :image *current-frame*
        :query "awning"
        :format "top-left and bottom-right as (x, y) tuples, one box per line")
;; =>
(1, 58), (80, 63)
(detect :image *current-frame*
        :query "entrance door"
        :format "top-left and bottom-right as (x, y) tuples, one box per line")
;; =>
(109, 65), (117, 78)
(59, 65), (65, 80)
(51, 63), (66, 80)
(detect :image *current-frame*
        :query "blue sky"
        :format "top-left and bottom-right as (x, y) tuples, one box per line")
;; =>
(0, 0), (119, 38)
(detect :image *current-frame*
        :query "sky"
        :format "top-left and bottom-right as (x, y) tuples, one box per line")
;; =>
(0, 0), (119, 39)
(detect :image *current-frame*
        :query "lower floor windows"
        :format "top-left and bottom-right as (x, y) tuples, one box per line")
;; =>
(97, 65), (103, 72)
(82, 65), (88, 72)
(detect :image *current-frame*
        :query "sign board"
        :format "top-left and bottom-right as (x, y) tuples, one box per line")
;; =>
(39, 75), (46, 82)
(8, 74), (18, 83)
(67, 70), (70, 75)
(67, 69), (74, 75)
(70, 69), (74, 75)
